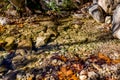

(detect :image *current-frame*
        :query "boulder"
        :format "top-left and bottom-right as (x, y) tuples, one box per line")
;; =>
(88, 4), (105, 23)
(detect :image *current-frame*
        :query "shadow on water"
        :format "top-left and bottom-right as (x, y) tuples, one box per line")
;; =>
(36, 32), (115, 53)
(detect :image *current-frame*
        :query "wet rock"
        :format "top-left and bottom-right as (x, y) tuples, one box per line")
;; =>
(0, 66), (7, 73)
(4, 36), (15, 51)
(47, 27), (58, 37)
(15, 49), (27, 56)
(0, 55), (4, 66)
(17, 39), (32, 52)
(35, 32), (51, 48)
(88, 4), (105, 23)
(0, 17), (10, 25)
(12, 56), (28, 69)
(0, 40), (5, 50)
(3, 70), (19, 80)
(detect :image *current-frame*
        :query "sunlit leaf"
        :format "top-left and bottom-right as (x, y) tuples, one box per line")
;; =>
(98, 53), (111, 64)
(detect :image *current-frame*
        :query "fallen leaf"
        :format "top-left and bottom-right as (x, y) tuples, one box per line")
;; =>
(98, 53), (111, 64)
(69, 74), (79, 80)
(52, 55), (67, 62)
(112, 59), (120, 64)
(71, 63), (83, 72)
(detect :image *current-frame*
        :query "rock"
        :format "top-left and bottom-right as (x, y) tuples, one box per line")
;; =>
(79, 75), (88, 80)
(105, 16), (112, 24)
(17, 39), (32, 51)
(79, 70), (88, 80)
(88, 71), (99, 80)
(112, 29), (120, 39)
(35, 32), (51, 48)
(4, 36), (15, 51)
(112, 4), (120, 39)
(0, 40), (5, 50)
(16, 49), (27, 56)
(0, 17), (10, 26)
(72, 13), (85, 19)
(93, 0), (98, 3)
(5, 10), (18, 17)
(8, 0), (25, 8)
(81, 7), (88, 14)
(0, 55), (4, 65)
(98, 0), (113, 14)
(3, 70), (19, 80)
(0, 66), (7, 73)
(88, 4), (105, 23)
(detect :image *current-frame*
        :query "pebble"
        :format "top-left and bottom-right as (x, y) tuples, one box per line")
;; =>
(0, 17), (10, 25)
(72, 13), (85, 19)
(79, 70), (88, 80)
(105, 16), (112, 24)
(88, 71), (99, 80)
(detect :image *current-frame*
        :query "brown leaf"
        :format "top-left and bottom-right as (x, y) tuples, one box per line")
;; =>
(58, 66), (74, 80)
(52, 55), (67, 62)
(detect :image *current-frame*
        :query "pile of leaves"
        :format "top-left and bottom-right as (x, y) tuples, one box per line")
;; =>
(0, 50), (120, 80)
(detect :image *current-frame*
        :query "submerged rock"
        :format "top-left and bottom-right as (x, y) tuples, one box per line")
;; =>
(17, 39), (32, 53)
(35, 33), (50, 48)
(4, 36), (15, 51)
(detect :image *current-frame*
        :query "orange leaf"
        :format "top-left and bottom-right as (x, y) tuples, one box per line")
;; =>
(72, 63), (83, 72)
(66, 69), (73, 76)
(58, 66), (74, 80)
(112, 59), (120, 64)
(27, 77), (33, 80)
(52, 55), (67, 62)
(61, 66), (67, 73)
(18, 23), (24, 28)
(68, 74), (79, 80)
(98, 53), (111, 64)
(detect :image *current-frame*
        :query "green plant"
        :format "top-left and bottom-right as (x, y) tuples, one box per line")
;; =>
(47, 0), (60, 12)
